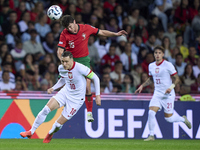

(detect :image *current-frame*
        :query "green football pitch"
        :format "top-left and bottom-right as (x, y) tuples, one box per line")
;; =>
(0, 139), (199, 150)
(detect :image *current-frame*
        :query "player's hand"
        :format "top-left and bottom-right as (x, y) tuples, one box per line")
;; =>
(135, 85), (143, 93)
(47, 88), (54, 94)
(165, 88), (172, 94)
(117, 30), (128, 36)
(95, 95), (101, 106)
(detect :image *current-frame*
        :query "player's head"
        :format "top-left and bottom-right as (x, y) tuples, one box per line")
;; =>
(60, 15), (77, 33)
(154, 46), (164, 62)
(61, 51), (74, 70)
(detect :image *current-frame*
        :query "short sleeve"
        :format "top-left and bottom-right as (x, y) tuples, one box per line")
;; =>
(57, 33), (67, 49)
(86, 24), (99, 35)
(148, 64), (152, 77)
(167, 62), (177, 76)
(78, 63), (91, 77)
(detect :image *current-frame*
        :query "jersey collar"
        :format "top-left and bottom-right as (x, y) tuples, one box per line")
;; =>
(68, 24), (80, 35)
(68, 61), (75, 71)
(156, 59), (164, 66)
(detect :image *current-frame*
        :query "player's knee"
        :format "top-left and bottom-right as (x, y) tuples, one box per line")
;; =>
(165, 116), (173, 123)
(39, 105), (51, 116)
(148, 110), (156, 118)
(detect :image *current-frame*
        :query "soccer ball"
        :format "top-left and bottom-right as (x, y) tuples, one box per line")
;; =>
(47, 5), (63, 20)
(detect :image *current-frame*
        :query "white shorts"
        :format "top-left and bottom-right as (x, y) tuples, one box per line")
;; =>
(53, 88), (85, 120)
(149, 93), (175, 114)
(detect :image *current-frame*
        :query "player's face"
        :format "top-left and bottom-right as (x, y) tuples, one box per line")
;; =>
(61, 56), (73, 70)
(154, 49), (164, 62)
(67, 20), (77, 33)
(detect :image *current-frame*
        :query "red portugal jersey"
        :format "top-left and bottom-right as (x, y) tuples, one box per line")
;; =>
(58, 24), (99, 58)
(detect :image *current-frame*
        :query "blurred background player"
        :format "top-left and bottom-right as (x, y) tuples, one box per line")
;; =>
(135, 46), (191, 141)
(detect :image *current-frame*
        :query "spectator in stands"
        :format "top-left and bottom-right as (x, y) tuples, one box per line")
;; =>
(58, 0), (68, 13)
(120, 42), (138, 72)
(35, 13), (51, 40)
(137, 72), (154, 93)
(123, 24), (134, 43)
(103, 0), (118, 13)
(162, 36), (172, 58)
(131, 64), (143, 87)
(21, 21), (41, 43)
(10, 41), (26, 72)
(0, 62), (15, 84)
(93, 6), (104, 23)
(101, 73), (113, 93)
(184, 46), (199, 65)
(174, 53), (187, 76)
(14, 79), (27, 91)
(128, 8), (140, 27)
(18, 11), (30, 34)
(64, 3), (77, 19)
(33, 62), (42, 85)
(110, 60), (125, 84)
(116, 35), (127, 55)
(5, 23), (21, 50)
(39, 53), (55, 75)
(0, 71), (15, 91)
(131, 35), (146, 55)
(1, 10), (17, 35)
(89, 14), (99, 28)
(0, 4), (11, 25)
(163, 24), (177, 49)
(88, 35), (100, 72)
(105, 17), (119, 42)
(47, 62), (58, 85)
(191, 73), (200, 93)
(42, 32), (56, 54)
(167, 46), (180, 65)
(113, 5), (124, 29)
(15, 1), (28, 22)
(188, 0), (199, 22)
(50, 22), (61, 43)
(24, 70), (40, 91)
(101, 44), (120, 72)
(1, 53), (16, 75)
(76, 0), (84, 13)
(141, 52), (155, 73)
(101, 64), (112, 77)
(138, 47), (148, 64)
(121, 73), (135, 93)
(19, 53), (35, 78)
(39, 79), (49, 91)
(145, 34), (159, 52)
(94, 35), (111, 59)
(181, 64), (196, 86)
(134, 16), (149, 43)
(81, 1), (92, 24)
(147, 15), (162, 37)
(191, 7), (200, 38)
(23, 29), (45, 55)
(111, 83), (122, 93)
(175, 34), (189, 59)
(0, 43), (9, 65)
(193, 57), (200, 78)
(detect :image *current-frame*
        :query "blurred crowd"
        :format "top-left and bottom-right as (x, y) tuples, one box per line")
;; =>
(0, 0), (199, 97)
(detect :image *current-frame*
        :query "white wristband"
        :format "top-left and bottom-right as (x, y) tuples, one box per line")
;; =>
(169, 84), (175, 90)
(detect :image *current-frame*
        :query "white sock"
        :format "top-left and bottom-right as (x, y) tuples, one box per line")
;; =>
(30, 105), (51, 134)
(148, 110), (156, 136)
(49, 121), (63, 135)
(165, 113), (185, 123)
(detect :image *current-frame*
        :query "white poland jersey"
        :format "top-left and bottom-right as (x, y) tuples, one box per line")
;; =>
(148, 59), (177, 95)
(58, 61), (91, 101)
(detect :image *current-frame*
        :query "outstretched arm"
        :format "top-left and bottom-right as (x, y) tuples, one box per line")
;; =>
(165, 74), (180, 94)
(98, 29), (128, 37)
(135, 77), (153, 93)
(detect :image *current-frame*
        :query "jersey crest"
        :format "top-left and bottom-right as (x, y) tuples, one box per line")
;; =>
(82, 33), (86, 40)
(68, 72), (73, 79)
(155, 68), (159, 73)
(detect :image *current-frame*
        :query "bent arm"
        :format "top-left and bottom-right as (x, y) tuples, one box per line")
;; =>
(52, 77), (66, 90)
(171, 74), (180, 86)
(57, 47), (65, 61)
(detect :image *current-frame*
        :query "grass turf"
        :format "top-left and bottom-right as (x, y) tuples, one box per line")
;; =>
(0, 139), (199, 150)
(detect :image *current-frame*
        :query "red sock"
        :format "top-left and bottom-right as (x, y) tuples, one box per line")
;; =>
(85, 95), (93, 112)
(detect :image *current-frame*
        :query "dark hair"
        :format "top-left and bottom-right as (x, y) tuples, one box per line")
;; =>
(60, 15), (75, 28)
(154, 45), (165, 53)
(62, 51), (73, 58)
(175, 53), (183, 58)
(2, 70), (9, 76)
(114, 60), (122, 66)
(183, 64), (196, 80)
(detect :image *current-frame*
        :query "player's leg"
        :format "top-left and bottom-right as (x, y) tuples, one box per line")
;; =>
(162, 95), (191, 129)
(43, 114), (67, 143)
(144, 106), (160, 141)
(85, 78), (94, 122)
(20, 97), (60, 138)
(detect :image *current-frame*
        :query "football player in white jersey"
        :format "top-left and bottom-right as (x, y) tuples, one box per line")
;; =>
(135, 46), (191, 141)
(20, 51), (101, 143)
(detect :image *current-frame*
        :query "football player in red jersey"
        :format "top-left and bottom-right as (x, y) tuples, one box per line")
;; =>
(57, 15), (127, 122)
